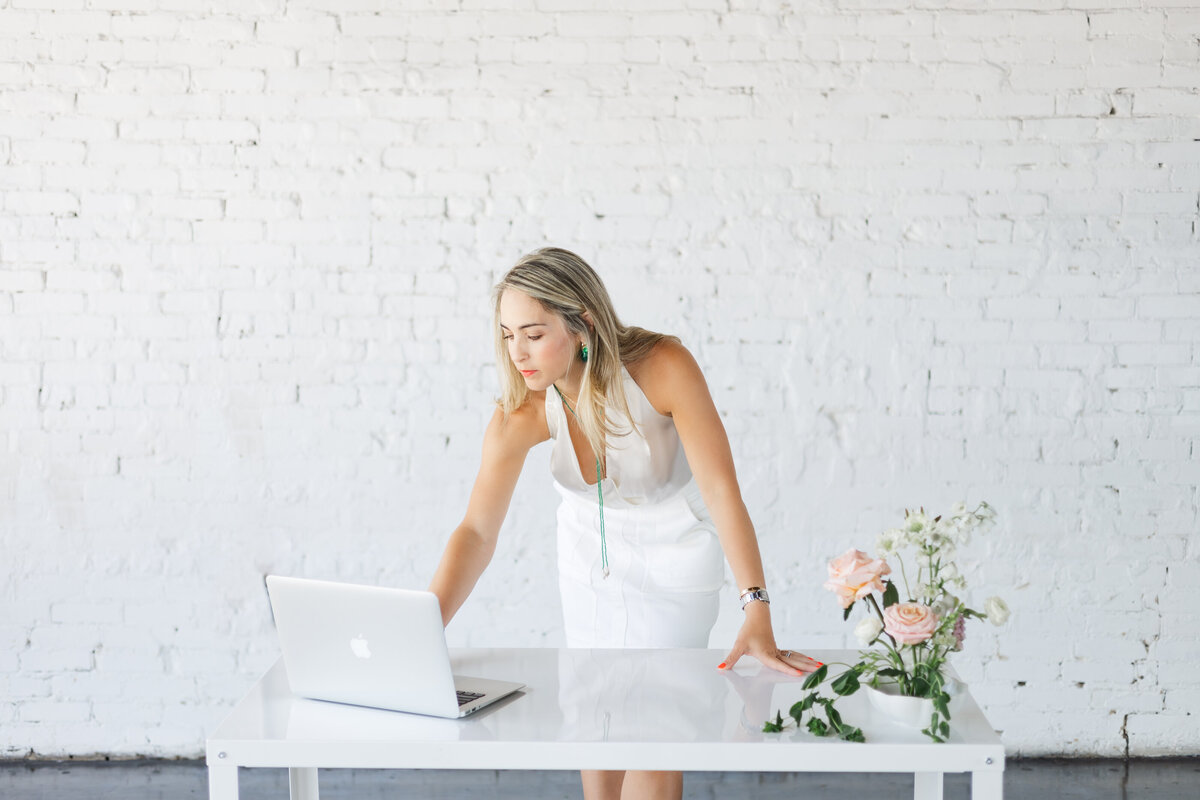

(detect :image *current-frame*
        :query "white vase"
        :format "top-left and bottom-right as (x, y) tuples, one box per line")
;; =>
(864, 682), (934, 727)
(864, 678), (964, 728)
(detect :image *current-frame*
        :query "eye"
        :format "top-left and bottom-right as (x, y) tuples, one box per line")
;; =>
(528, 335), (542, 341)
(502, 333), (513, 341)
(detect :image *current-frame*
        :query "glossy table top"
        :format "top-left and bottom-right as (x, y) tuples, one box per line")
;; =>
(207, 648), (1004, 773)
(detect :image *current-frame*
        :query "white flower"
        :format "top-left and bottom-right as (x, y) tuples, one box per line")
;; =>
(932, 594), (959, 618)
(903, 511), (932, 546)
(854, 616), (884, 645)
(932, 631), (957, 650)
(984, 596), (1010, 626)
(944, 515), (971, 545)
(876, 528), (903, 556)
(948, 501), (967, 518)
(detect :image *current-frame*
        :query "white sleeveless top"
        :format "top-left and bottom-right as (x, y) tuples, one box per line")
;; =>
(544, 367), (720, 647)
(546, 366), (724, 646)
(545, 366), (693, 507)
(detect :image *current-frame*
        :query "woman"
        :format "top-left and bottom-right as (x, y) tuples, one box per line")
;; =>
(429, 248), (819, 800)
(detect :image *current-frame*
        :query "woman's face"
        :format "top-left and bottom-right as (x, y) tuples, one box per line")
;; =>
(499, 290), (580, 392)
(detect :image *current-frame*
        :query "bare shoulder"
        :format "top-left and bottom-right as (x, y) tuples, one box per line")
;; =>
(484, 392), (550, 454)
(625, 339), (709, 418)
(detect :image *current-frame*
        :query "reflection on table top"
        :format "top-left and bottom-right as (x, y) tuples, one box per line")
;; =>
(207, 648), (1004, 773)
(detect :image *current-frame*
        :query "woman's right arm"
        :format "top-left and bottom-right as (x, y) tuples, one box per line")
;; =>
(427, 402), (546, 626)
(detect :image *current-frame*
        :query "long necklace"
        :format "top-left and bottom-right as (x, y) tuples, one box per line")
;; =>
(553, 385), (609, 578)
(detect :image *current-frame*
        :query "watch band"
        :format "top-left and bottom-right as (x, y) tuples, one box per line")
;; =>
(739, 586), (770, 609)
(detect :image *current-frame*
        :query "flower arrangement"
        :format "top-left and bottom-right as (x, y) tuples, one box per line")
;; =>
(764, 501), (1009, 743)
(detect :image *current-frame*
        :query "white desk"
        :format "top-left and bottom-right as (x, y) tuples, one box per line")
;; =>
(206, 648), (1004, 800)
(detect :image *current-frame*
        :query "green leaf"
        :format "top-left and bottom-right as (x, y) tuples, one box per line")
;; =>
(830, 669), (861, 697)
(934, 696), (951, 718)
(788, 700), (805, 725)
(806, 717), (828, 737)
(877, 667), (904, 679)
(940, 721), (950, 738)
(762, 710), (784, 732)
(843, 602), (855, 621)
(802, 664), (828, 690)
(840, 725), (866, 743)
(882, 580), (900, 608)
(922, 728), (946, 743)
(826, 705), (844, 729)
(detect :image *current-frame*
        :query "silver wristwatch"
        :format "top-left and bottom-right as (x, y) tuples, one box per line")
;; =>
(739, 586), (770, 609)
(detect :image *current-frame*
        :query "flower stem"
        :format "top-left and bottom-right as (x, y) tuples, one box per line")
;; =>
(864, 594), (900, 650)
(865, 593), (885, 622)
(897, 553), (913, 600)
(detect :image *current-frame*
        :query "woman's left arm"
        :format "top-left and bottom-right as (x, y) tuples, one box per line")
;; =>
(640, 341), (818, 677)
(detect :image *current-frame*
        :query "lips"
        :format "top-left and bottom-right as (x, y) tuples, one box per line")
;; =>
(519, 369), (537, 377)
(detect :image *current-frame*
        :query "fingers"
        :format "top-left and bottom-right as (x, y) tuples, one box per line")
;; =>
(768, 649), (823, 677)
(717, 643), (746, 670)
(719, 644), (824, 677)
(763, 654), (804, 677)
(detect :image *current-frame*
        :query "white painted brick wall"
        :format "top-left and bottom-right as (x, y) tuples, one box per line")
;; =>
(1, 0), (1197, 760)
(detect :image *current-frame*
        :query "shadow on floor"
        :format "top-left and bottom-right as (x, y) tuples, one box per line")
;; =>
(1, 757), (1198, 799)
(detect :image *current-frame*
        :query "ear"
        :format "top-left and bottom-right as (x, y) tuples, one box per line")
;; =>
(580, 310), (595, 331)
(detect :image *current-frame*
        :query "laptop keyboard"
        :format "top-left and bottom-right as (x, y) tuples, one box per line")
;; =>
(456, 690), (485, 707)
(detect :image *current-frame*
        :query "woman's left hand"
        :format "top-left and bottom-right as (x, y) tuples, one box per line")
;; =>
(717, 603), (822, 677)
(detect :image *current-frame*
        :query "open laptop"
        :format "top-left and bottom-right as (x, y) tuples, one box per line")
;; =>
(265, 575), (524, 719)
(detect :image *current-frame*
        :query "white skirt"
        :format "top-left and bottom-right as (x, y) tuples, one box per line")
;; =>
(555, 481), (724, 648)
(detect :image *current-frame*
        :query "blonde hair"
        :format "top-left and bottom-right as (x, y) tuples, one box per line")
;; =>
(493, 247), (678, 459)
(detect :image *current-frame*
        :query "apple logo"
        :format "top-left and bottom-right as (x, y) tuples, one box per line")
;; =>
(350, 635), (371, 659)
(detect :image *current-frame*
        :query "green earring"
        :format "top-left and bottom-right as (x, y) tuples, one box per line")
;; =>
(580, 344), (588, 363)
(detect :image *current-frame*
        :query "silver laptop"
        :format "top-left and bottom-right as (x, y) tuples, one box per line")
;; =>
(265, 575), (524, 719)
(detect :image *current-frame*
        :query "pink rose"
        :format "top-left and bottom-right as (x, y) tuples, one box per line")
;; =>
(883, 603), (939, 645)
(823, 548), (891, 609)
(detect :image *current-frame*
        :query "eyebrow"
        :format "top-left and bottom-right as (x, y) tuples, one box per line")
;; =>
(499, 322), (548, 331)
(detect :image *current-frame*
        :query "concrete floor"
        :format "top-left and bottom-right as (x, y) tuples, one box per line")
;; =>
(1, 758), (1198, 799)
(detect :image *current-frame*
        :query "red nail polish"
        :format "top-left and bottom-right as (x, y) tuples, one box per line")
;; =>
(717, 662), (727, 669)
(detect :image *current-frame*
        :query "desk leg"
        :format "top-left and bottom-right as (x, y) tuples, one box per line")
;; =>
(207, 763), (238, 800)
(972, 770), (1003, 800)
(289, 767), (319, 800)
(914, 772), (944, 800)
